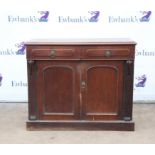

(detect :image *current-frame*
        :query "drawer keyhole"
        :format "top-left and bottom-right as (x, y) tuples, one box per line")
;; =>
(81, 81), (86, 89)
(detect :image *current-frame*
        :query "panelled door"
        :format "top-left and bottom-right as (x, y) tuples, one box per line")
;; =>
(80, 61), (124, 120)
(36, 61), (80, 120)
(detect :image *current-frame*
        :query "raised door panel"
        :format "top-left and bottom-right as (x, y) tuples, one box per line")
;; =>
(36, 61), (80, 120)
(81, 61), (123, 120)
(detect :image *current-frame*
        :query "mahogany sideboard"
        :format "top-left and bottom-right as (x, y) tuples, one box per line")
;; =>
(25, 38), (136, 131)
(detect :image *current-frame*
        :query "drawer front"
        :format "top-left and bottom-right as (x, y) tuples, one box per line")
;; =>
(83, 46), (134, 59)
(27, 46), (79, 59)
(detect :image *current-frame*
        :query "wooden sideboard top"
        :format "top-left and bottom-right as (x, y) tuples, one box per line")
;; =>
(25, 38), (136, 45)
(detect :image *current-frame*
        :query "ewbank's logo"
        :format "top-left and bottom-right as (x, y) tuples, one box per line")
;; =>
(140, 11), (152, 22)
(15, 42), (25, 55)
(0, 42), (25, 55)
(0, 73), (3, 86)
(136, 49), (155, 56)
(89, 11), (100, 22)
(11, 81), (27, 87)
(8, 11), (49, 23)
(135, 74), (147, 87)
(38, 11), (49, 22)
(58, 11), (100, 23)
(109, 11), (152, 23)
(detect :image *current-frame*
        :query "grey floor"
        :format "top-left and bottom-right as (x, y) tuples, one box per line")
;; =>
(0, 103), (155, 144)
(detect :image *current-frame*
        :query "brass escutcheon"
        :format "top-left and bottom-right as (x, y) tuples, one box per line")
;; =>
(104, 50), (112, 57)
(50, 50), (56, 58)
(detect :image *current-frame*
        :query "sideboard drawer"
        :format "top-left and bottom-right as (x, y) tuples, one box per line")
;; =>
(27, 46), (79, 59)
(83, 46), (134, 59)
